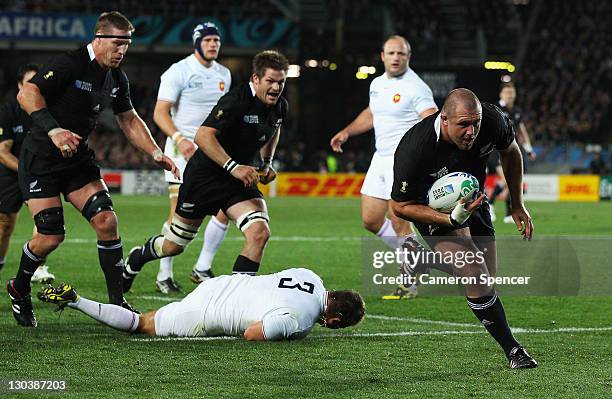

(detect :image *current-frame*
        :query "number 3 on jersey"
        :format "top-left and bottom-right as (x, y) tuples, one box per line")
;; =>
(278, 277), (314, 294)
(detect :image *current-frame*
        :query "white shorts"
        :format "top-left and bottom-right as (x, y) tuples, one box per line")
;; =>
(360, 152), (394, 200)
(154, 279), (216, 337)
(163, 136), (194, 184)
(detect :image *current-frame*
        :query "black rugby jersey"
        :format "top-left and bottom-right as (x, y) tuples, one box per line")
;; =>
(0, 97), (31, 176)
(392, 103), (515, 204)
(26, 44), (133, 162)
(193, 82), (287, 173)
(498, 101), (522, 128)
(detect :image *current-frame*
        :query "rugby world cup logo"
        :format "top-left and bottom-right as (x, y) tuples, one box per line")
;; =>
(458, 177), (479, 201)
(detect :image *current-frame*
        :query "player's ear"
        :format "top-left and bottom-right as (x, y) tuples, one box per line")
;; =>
(325, 315), (342, 329)
(251, 73), (259, 85)
(380, 51), (385, 62)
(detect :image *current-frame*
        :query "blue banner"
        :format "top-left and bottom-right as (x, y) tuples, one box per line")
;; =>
(0, 13), (298, 48)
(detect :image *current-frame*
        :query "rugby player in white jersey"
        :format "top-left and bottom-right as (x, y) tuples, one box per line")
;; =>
(153, 22), (232, 293)
(330, 35), (438, 298)
(38, 268), (365, 340)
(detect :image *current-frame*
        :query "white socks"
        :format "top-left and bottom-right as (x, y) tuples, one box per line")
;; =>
(195, 216), (228, 272)
(68, 297), (139, 332)
(376, 218), (401, 249)
(157, 222), (174, 281)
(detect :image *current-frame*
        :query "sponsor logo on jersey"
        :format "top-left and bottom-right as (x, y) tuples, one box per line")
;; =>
(12, 125), (24, 134)
(400, 181), (408, 193)
(369, 90), (378, 98)
(259, 135), (266, 142)
(275, 118), (283, 127)
(429, 167), (448, 179)
(44, 71), (54, 80)
(393, 93), (401, 103)
(75, 80), (93, 92)
(243, 115), (259, 124)
(93, 104), (100, 112)
(188, 81), (203, 89)
(180, 202), (195, 212)
(29, 180), (42, 193)
(219, 81), (225, 91)
(110, 87), (119, 98)
(215, 110), (224, 119)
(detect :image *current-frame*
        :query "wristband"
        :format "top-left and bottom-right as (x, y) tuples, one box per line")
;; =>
(152, 149), (163, 162)
(223, 158), (239, 173)
(523, 142), (534, 154)
(449, 202), (471, 226)
(31, 108), (60, 135)
(172, 131), (186, 144)
(262, 156), (272, 164)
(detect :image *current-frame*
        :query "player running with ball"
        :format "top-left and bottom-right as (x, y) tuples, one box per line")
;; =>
(390, 88), (537, 369)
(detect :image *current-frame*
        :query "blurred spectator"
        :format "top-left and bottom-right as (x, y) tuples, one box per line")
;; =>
(589, 152), (607, 175)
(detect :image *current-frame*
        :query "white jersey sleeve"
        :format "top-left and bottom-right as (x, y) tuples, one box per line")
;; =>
(411, 80), (437, 114)
(262, 311), (301, 341)
(157, 63), (184, 103)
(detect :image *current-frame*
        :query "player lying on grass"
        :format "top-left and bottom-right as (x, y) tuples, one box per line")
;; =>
(38, 268), (365, 340)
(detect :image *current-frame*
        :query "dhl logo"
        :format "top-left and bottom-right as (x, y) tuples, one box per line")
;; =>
(563, 184), (595, 194)
(276, 174), (365, 196)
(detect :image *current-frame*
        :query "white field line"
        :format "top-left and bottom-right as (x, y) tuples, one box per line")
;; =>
(133, 326), (612, 342)
(368, 314), (479, 328)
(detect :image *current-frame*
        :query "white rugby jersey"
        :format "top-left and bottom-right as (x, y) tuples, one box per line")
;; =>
(202, 268), (327, 340)
(157, 54), (231, 140)
(369, 68), (437, 156)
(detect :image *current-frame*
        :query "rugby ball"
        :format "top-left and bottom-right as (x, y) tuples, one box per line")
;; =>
(427, 172), (480, 213)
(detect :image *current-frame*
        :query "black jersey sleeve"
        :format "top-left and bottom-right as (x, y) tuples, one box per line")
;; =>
(29, 53), (75, 99)
(391, 131), (427, 203)
(112, 69), (134, 114)
(487, 103), (516, 151)
(202, 88), (242, 131)
(0, 101), (16, 143)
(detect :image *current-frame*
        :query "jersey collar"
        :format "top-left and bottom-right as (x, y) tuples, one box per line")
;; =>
(322, 291), (329, 313)
(434, 113), (442, 142)
(248, 81), (256, 96)
(86, 43), (96, 61)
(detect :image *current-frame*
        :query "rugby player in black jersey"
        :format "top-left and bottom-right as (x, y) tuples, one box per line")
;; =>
(6, 12), (178, 327)
(122, 50), (288, 291)
(390, 88), (537, 369)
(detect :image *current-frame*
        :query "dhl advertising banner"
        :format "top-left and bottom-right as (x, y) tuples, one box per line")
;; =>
(558, 175), (600, 202)
(273, 173), (365, 197)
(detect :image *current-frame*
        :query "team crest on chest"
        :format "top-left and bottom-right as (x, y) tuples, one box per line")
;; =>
(219, 81), (225, 91)
(393, 93), (401, 103)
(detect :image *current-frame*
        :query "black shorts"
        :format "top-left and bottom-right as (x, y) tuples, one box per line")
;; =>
(175, 162), (263, 220)
(0, 174), (23, 213)
(414, 202), (495, 238)
(19, 150), (102, 201)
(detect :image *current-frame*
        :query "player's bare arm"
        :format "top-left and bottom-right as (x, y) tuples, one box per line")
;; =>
(391, 195), (484, 227)
(115, 108), (179, 179)
(195, 125), (259, 187)
(17, 81), (81, 158)
(517, 122), (536, 160)
(243, 321), (266, 341)
(153, 99), (196, 160)
(499, 141), (533, 239)
(258, 127), (280, 184)
(0, 140), (18, 171)
(330, 106), (374, 153)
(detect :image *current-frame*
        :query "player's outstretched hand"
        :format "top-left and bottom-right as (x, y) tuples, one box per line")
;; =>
(231, 165), (260, 187)
(258, 164), (277, 185)
(178, 139), (196, 160)
(50, 129), (82, 158)
(152, 150), (181, 180)
(330, 131), (349, 153)
(511, 206), (533, 240)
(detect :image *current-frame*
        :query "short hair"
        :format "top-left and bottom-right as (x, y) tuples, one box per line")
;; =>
(381, 35), (411, 53)
(500, 82), (516, 91)
(328, 290), (365, 328)
(17, 63), (39, 83)
(442, 88), (481, 117)
(95, 11), (134, 34)
(252, 50), (289, 78)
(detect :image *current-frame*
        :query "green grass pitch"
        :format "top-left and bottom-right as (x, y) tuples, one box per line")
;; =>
(1, 196), (611, 398)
